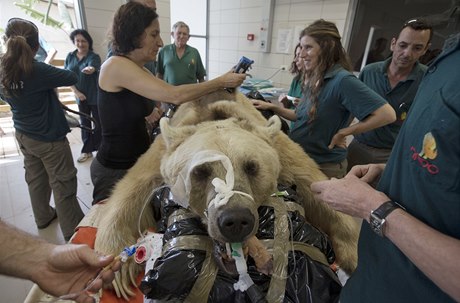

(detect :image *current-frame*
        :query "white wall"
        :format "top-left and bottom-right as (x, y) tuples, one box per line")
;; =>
(82, 0), (171, 60)
(0, 1), (76, 59)
(0, 0), (170, 62)
(79, 0), (124, 59)
(78, 0), (352, 89)
(208, 0), (351, 88)
(1, 0), (351, 90)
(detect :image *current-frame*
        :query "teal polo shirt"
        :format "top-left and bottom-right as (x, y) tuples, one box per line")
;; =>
(0, 61), (77, 141)
(64, 50), (101, 105)
(354, 58), (427, 148)
(341, 33), (460, 303)
(288, 75), (303, 100)
(157, 44), (206, 85)
(289, 65), (388, 164)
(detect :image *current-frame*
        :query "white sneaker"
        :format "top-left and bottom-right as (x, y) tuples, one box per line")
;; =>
(77, 153), (93, 163)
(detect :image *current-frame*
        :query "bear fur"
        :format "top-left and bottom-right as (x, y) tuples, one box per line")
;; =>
(94, 90), (359, 299)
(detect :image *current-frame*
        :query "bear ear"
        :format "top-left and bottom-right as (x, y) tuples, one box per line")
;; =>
(160, 117), (197, 150)
(260, 115), (282, 138)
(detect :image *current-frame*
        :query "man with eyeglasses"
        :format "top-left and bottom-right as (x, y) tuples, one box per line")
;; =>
(347, 18), (433, 170)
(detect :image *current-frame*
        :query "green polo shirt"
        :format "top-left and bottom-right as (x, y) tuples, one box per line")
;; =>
(289, 65), (388, 164)
(341, 33), (460, 303)
(355, 58), (427, 148)
(157, 44), (206, 85)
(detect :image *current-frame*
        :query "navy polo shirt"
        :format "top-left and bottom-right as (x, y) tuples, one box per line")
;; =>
(355, 58), (427, 148)
(64, 50), (101, 105)
(0, 61), (77, 142)
(289, 65), (388, 164)
(341, 33), (460, 303)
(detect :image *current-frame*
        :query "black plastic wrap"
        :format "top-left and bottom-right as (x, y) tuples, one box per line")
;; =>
(141, 187), (342, 302)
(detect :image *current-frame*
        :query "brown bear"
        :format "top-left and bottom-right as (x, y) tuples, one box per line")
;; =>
(94, 90), (359, 299)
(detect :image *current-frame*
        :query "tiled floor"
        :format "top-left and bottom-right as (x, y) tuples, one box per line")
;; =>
(0, 109), (93, 303)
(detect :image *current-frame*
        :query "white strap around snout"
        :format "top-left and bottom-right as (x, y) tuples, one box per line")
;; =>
(170, 150), (254, 209)
(210, 177), (254, 209)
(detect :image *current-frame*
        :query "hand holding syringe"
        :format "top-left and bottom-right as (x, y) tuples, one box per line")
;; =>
(39, 244), (137, 303)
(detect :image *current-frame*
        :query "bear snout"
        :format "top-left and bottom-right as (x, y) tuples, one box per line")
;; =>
(217, 207), (255, 243)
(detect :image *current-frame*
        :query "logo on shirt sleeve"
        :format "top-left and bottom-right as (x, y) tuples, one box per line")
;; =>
(410, 132), (439, 174)
(399, 102), (409, 121)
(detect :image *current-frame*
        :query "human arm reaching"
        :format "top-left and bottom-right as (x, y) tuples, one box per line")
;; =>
(100, 56), (246, 105)
(81, 66), (97, 75)
(251, 99), (298, 121)
(0, 221), (121, 303)
(310, 167), (460, 301)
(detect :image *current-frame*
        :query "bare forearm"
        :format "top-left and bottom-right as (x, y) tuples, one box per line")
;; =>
(384, 210), (460, 301)
(340, 104), (396, 136)
(312, 174), (460, 301)
(102, 57), (244, 106)
(270, 106), (297, 121)
(165, 78), (223, 104)
(0, 221), (54, 282)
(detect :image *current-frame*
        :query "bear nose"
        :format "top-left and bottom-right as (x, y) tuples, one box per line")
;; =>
(217, 207), (255, 243)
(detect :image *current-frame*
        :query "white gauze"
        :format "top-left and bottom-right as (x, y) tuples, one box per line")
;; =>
(170, 150), (254, 209)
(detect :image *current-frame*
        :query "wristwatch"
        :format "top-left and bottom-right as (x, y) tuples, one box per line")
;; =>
(369, 200), (405, 237)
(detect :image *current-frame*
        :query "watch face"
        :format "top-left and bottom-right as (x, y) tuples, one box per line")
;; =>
(370, 213), (385, 237)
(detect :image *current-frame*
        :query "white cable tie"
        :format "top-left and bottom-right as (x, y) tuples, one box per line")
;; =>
(170, 150), (254, 209)
(209, 177), (254, 209)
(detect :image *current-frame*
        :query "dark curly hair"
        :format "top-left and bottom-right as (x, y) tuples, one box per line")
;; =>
(111, 1), (159, 55)
(69, 29), (94, 51)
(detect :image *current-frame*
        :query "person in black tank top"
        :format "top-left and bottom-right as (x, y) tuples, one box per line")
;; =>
(90, 2), (246, 204)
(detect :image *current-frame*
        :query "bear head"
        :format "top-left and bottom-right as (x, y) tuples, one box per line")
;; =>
(160, 113), (282, 244)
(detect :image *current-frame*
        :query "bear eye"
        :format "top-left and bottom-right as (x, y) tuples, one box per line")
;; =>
(244, 160), (259, 176)
(192, 163), (212, 181)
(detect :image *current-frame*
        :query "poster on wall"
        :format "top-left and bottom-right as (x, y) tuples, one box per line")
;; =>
(294, 25), (304, 46)
(276, 28), (293, 54)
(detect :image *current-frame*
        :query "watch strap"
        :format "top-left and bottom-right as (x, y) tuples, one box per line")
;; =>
(372, 200), (403, 220)
(370, 200), (404, 237)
